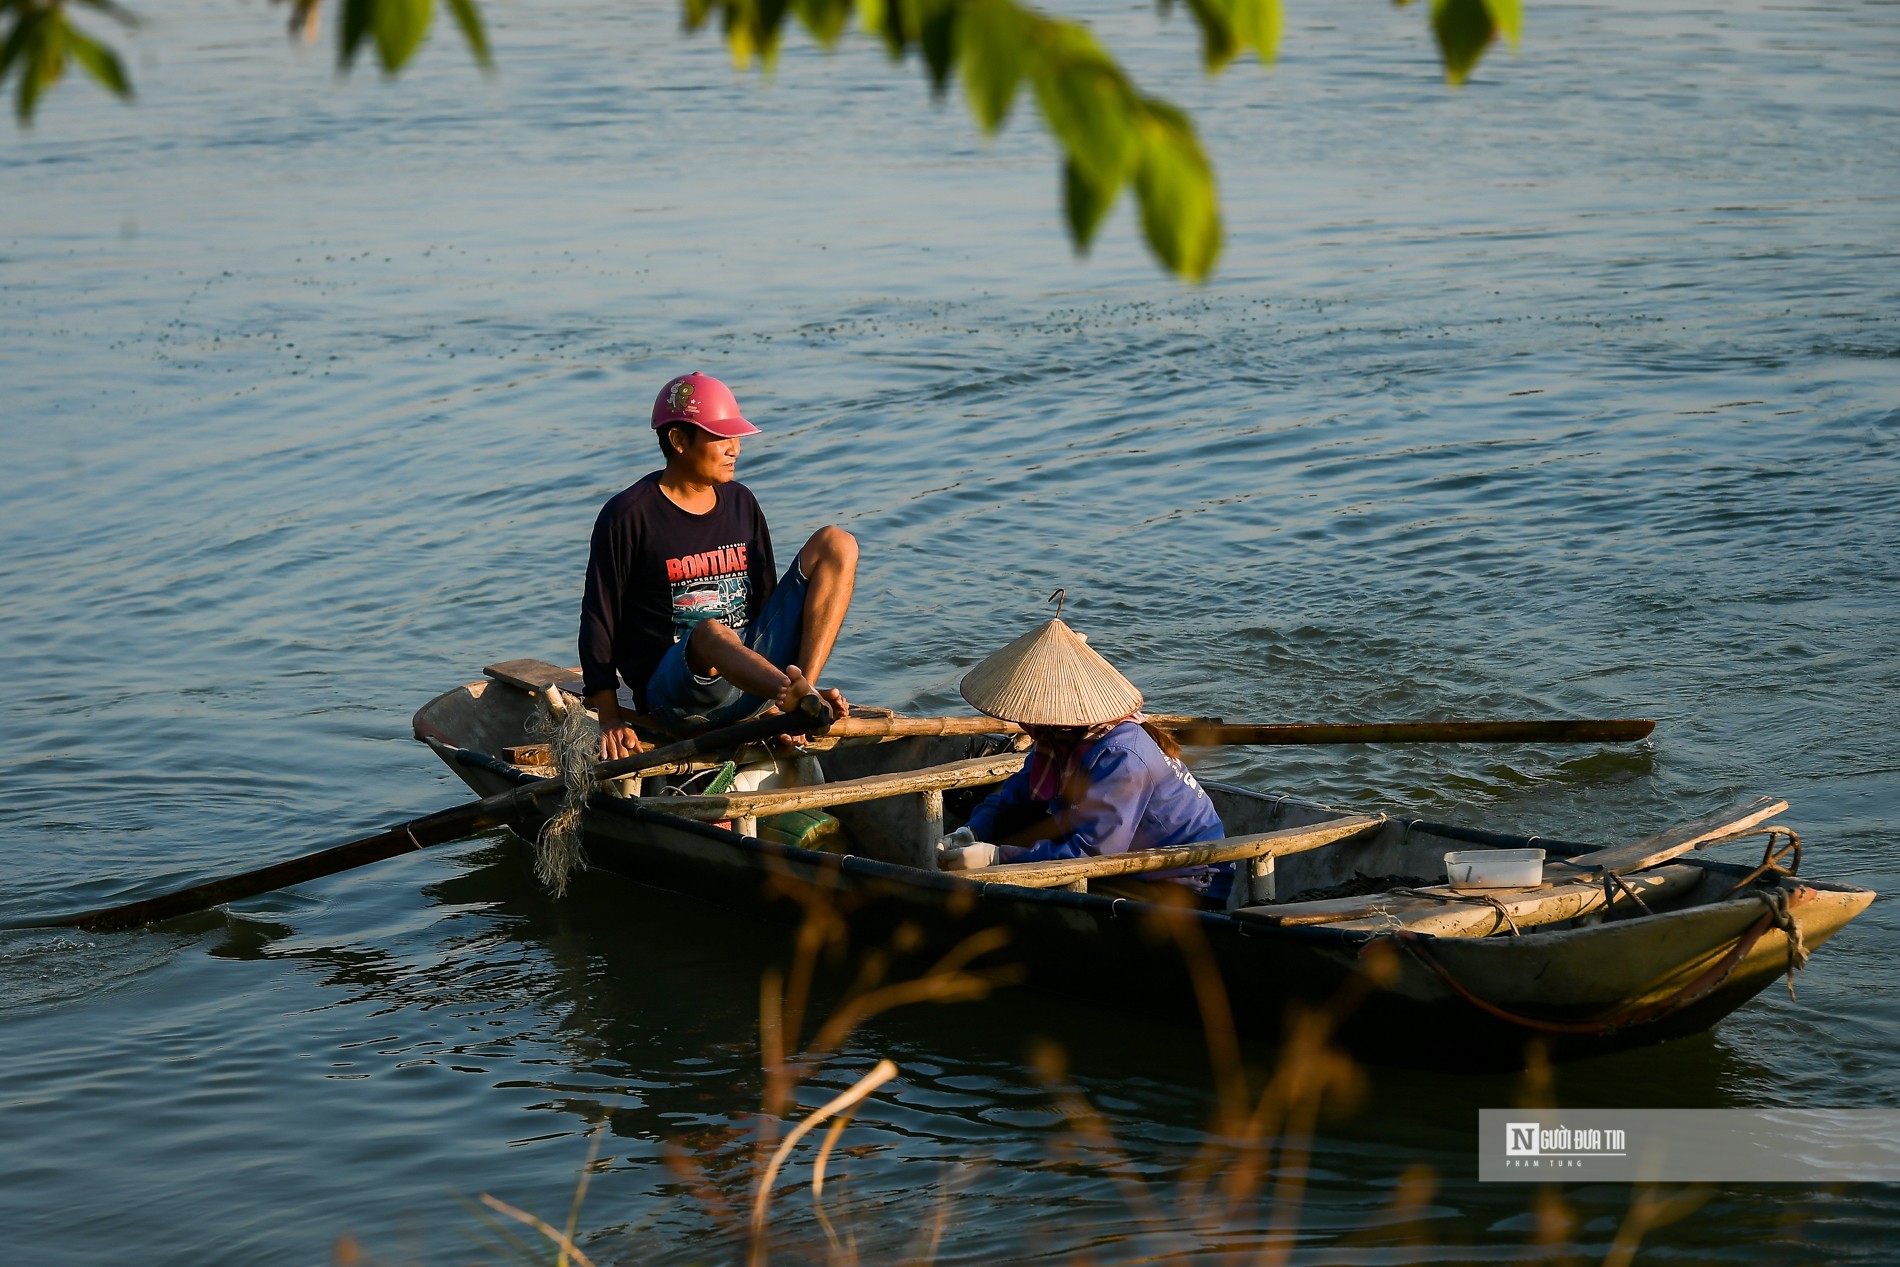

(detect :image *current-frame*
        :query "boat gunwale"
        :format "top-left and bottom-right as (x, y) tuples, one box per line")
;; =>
(422, 733), (1870, 954)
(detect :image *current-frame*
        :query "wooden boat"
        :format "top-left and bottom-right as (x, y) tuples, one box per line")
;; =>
(413, 661), (1875, 1069)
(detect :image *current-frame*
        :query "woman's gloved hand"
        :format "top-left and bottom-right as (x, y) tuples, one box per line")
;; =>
(938, 843), (1003, 873)
(937, 826), (976, 851)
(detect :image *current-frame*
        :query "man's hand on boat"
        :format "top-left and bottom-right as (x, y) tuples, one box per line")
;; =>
(589, 692), (646, 761)
(936, 827), (1000, 871)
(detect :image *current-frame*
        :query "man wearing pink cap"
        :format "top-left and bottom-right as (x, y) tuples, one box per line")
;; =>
(578, 372), (857, 758)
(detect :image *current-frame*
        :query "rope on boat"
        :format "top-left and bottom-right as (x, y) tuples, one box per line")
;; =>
(1754, 884), (1810, 999)
(1372, 885), (1814, 1035)
(525, 687), (596, 897)
(1385, 886), (1524, 936)
(1718, 825), (1803, 894)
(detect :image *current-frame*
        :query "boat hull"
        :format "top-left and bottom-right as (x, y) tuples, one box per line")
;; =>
(416, 679), (1874, 1070)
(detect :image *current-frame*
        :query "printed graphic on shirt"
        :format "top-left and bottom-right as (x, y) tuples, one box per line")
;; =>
(1165, 754), (1209, 800)
(666, 542), (750, 641)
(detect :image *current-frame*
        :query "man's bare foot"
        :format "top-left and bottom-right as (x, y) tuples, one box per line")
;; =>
(777, 665), (849, 722)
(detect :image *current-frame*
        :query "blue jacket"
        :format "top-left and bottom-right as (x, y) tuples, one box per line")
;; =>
(967, 722), (1230, 897)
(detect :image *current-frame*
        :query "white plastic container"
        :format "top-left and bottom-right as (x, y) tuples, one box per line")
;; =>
(1443, 847), (1545, 888)
(729, 752), (825, 794)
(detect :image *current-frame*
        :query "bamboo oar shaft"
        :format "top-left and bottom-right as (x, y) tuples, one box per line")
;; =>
(817, 715), (1653, 745)
(42, 700), (832, 933)
(825, 715), (1019, 738)
(815, 716), (1654, 746)
(1167, 719), (1655, 746)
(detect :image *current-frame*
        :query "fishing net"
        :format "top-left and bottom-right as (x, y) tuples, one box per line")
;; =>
(525, 689), (597, 897)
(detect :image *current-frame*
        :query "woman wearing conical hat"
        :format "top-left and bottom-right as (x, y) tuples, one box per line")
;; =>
(939, 617), (1232, 902)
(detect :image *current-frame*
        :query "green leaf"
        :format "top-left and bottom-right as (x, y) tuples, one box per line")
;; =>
(750, 0), (794, 66)
(1181, 0), (1238, 72)
(712, 0), (793, 69)
(1431, 0), (1496, 85)
(374, 0), (434, 74)
(442, 0), (491, 68)
(1062, 156), (1116, 253)
(1482, 0), (1522, 48)
(793, 0), (852, 47)
(1131, 99), (1221, 282)
(340, 0), (373, 69)
(956, 0), (1025, 133)
(919, 0), (956, 95)
(64, 20), (130, 98)
(16, 5), (65, 123)
(1232, 0), (1281, 67)
(0, 8), (38, 87)
(856, 0), (903, 57)
(1029, 25), (1137, 192)
(1171, 0), (1278, 75)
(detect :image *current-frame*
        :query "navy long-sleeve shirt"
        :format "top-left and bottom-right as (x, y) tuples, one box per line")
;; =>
(578, 474), (777, 709)
(967, 722), (1230, 896)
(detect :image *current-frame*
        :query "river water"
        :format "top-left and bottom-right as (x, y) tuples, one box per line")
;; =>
(4, 0), (1897, 1261)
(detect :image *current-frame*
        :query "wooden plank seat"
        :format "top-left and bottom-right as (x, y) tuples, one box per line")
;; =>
(1547, 795), (1787, 878)
(485, 658), (670, 736)
(1233, 795), (1789, 936)
(1237, 864), (1704, 936)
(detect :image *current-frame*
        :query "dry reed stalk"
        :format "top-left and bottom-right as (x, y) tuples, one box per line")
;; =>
(559, 1122), (608, 1267)
(708, 858), (1023, 1264)
(748, 1059), (899, 1263)
(1531, 1186), (1582, 1267)
(1030, 1039), (1182, 1251)
(644, 844), (1706, 1265)
(478, 1193), (599, 1267)
(912, 1165), (956, 1267)
(663, 1140), (742, 1237)
(807, 1105), (862, 1260)
(1603, 1183), (1715, 1267)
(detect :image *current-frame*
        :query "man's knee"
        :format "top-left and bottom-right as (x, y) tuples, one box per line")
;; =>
(804, 525), (858, 571)
(686, 618), (735, 671)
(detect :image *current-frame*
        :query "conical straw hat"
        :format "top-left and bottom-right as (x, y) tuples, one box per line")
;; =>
(959, 619), (1143, 726)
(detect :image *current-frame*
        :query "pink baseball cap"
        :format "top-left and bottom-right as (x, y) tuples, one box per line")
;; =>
(650, 372), (759, 438)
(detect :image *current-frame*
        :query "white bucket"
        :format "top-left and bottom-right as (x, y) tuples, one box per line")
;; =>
(1443, 847), (1545, 888)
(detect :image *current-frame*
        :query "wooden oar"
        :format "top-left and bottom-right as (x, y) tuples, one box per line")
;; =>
(820, 716), (1654, 745)
(1166, 719), (1654, 746)
(33, 698), (832, 934)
